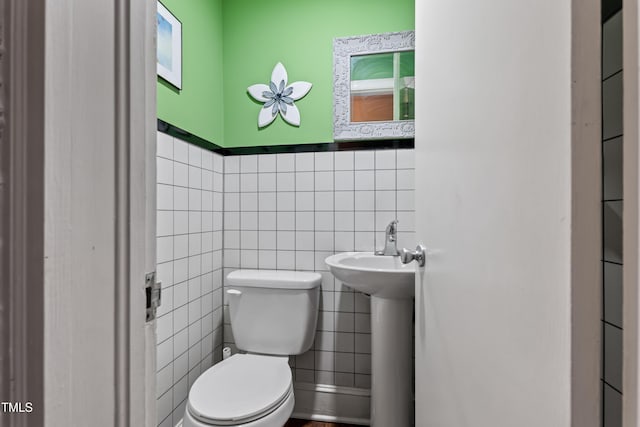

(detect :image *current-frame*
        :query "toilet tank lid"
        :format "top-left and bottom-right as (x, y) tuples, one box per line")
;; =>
(227, 269), (322, 289)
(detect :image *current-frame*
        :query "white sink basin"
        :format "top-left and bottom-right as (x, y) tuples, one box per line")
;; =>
(325, 252), (415, 299)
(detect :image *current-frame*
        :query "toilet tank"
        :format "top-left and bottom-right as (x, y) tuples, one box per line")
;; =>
(226, 270), (321, 356)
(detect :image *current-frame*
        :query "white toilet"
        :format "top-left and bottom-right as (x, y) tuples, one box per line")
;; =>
(182, 269), (322, 427)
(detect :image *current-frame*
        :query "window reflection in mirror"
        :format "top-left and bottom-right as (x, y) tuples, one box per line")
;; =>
(350, 50), (414, 123)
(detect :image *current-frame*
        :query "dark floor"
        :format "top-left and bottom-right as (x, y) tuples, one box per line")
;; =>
(284, 419), (361, 427)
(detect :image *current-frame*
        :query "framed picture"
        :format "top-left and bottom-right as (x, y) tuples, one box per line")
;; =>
(157, 1), (182, 89)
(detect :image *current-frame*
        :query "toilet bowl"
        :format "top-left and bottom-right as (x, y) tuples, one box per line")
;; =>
(183, 354), (294, 427)
(183, 270), (322, 427)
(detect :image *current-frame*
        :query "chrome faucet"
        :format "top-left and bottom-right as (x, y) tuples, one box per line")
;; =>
(375, 220), (400, 256)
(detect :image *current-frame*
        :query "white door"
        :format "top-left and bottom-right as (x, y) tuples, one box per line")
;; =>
(413, 1), (600, 426)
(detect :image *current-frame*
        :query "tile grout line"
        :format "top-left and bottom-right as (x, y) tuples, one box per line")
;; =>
(294, 155), (297, 271)
(170, 139), (176, 412)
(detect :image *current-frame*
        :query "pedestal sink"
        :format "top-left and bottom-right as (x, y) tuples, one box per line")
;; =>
(325, 252), (414, 427)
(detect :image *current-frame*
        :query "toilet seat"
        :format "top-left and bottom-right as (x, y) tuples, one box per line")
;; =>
(186, 354), (292, 426)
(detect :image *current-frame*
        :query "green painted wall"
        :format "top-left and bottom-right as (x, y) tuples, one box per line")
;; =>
(222, 0), (414, 148)
(157, 0), (224, 146)
(157, 0), (414, 148)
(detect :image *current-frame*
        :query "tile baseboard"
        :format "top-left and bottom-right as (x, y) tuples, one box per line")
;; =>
(292, 382), (370, 426)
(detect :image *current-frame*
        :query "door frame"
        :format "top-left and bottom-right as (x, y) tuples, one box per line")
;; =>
(1, 0), (156, 425)
(115, 0), (158, 426)
(624, 1), (640, 426)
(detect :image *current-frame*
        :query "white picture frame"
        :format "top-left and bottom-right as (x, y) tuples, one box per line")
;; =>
(157, 1), (182, 89)
(333, 31), (415, 141)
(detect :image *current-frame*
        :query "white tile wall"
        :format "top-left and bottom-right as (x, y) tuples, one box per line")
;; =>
(155, 132), (224, 427)
(603, 10), (622, 80)
(156, 137), (415, 424)
(603, 137), (623, 201)
(222, 149), (415, 388)
(604, 323), (622, 392)
(603, 72), (623, 141)
(602, 10), (623, 427)
(604, 382), (622, 427)
(604, 262), (622, 328)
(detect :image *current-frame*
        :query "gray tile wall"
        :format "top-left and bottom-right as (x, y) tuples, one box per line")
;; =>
(155, 132), (225, 427)
(602, 9), (623, 427)
(222, 149), (415, 388)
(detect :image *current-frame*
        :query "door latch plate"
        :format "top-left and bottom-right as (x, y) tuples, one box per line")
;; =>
(145, 272), (162, 322)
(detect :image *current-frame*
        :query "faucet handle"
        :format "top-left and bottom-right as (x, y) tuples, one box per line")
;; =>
(386, 219), (399, 233)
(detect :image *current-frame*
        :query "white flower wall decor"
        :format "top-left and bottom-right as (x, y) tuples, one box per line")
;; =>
(247, 62), (312, 128)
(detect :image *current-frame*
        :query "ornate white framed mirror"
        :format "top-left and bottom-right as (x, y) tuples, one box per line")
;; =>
(333, 30), (415, 141)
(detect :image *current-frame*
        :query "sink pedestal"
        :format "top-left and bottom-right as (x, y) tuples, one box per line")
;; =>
(370, 296), (413, 427)
(324, 252), (415, 426)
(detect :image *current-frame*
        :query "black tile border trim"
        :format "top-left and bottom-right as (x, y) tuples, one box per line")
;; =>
(157, 118), (225, 152)
(602, 0), (621, 23)
(157, 118), (414, 156)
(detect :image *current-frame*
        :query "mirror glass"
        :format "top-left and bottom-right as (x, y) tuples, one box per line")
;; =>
(333, 31), (415, 141)
(350, 51), (415, 122)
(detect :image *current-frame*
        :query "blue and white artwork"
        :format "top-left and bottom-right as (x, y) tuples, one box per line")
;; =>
(157, 13), (172, 69)
(157, 2), (182, 89)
